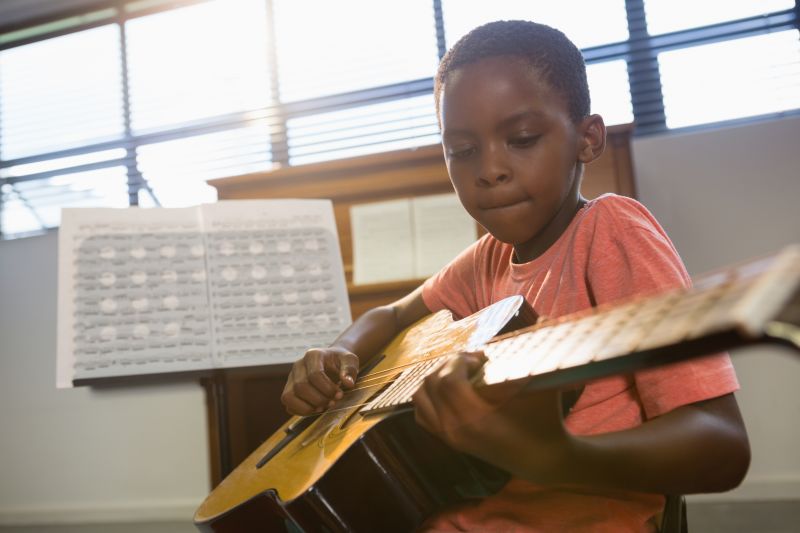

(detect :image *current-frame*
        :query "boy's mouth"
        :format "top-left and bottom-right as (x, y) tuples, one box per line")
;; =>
(480, 196), (530, 210)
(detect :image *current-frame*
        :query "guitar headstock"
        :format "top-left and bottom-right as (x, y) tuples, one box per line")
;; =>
(717, 244), (800, 350)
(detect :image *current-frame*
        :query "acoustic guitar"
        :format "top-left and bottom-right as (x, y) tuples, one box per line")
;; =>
(194, 245), (800, 532)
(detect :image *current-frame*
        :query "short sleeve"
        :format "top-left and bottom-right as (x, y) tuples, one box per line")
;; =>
(586, 196), (739, 418)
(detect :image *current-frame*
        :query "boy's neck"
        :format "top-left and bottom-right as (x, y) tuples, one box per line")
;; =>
(512, 189), (586, 264)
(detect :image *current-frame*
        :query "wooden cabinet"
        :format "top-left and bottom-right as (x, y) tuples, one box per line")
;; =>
(203, 125), (636, 486)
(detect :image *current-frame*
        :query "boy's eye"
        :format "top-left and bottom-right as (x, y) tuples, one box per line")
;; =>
(447, 146), (476, 159)
(509, 135), (539, 148)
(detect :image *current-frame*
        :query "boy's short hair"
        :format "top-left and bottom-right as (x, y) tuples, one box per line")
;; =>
(435, 20), (590, 123)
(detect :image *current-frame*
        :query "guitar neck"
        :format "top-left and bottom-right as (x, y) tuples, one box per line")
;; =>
(362, 245), (800, 416)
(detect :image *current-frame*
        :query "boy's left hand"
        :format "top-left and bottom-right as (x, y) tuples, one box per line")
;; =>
(412, 351), (570, 468)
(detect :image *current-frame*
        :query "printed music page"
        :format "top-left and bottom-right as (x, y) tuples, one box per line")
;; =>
(411, 193), (477, 277)
(56, 199), (351, 388)
(199, 200), (351, 369)
(350, 198), (415, 284)
(350, 193), (478, 285)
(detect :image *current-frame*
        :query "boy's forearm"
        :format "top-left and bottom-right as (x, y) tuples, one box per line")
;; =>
(561, 393), (750, 494)
(331, 285), (430, 365)
(470, 393), (750, 495)
(331, 305), (402, 365)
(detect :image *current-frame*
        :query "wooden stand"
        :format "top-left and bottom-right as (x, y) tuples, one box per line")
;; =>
(203, 125), (636, 487)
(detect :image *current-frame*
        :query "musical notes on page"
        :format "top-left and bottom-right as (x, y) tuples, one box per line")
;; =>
(56, 200), (351, 388)
(350, 193), (477, 285)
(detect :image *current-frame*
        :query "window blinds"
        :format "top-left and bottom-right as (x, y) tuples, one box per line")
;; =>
(0, 0), (798, 238)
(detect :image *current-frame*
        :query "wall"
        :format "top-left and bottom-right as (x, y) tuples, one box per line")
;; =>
(0, 115), (798, 525)
(632, 114), (800, 501)
(0, 231), (210, 524)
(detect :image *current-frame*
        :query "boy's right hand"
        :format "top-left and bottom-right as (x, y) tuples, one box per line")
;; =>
(281, 346), (359, 416)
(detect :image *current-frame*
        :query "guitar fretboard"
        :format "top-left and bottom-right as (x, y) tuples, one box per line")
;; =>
(361, 246), (800, 416)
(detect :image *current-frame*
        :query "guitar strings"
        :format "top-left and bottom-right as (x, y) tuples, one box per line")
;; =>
(291, 353), (461, 420)
(341, 350), (466, 393)
(349, 352), (446, 391)
(292, 260), (798, 421)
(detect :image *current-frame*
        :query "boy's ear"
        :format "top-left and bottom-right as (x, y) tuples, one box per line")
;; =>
(577, 114), (606, 164)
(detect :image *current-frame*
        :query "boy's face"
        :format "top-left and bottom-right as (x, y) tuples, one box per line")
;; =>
(439, 56), (593, 252)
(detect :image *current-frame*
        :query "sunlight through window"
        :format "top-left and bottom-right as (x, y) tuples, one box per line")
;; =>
(126, 0), (270, 132)
(272, 0), (438, 102)
(0, 25), (124, 160)
(645, 0), (795, 36)
(442, 0), (628, 50)
(660, 30), (800, 128)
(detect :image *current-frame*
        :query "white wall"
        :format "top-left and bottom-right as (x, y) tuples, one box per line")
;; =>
(0, 115), (798, 525)
(632, 114), (800, 501)
(0, 231), (210, 525)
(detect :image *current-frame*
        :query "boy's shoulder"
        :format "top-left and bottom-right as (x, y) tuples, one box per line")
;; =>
(584, 193), (662, 234)
(586, 193), (649, 216)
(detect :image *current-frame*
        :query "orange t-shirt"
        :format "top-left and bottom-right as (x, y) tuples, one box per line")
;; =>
(420, 194), (739, 532)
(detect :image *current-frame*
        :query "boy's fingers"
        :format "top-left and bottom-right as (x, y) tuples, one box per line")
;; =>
(281, 389), (318, 416)
(459, 351), (487, 374)
(338, 352), (359, 388)
(293, 381), (334, 407)
(306, 363), (340, 398)
(412, 385), (440, 432)
(304, 351), (345, 396)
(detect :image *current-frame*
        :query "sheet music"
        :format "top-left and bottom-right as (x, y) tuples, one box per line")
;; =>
(350, 194), (477, 285)
(350, 198), (415, 285)
(411, 193), (477, 277)
(200, 201), (350, 367)
(57, 200), (351, 388)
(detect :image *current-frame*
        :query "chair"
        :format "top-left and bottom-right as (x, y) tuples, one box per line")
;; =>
(660, 494), (688, 533)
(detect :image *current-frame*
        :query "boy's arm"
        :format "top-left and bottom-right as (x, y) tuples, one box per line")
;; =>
(281, 285), (431, 415)
(413, 354), (750, 495)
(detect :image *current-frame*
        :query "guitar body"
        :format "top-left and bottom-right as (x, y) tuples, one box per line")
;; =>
(194, 296), (528, 532)
(198, 411), (507, 532)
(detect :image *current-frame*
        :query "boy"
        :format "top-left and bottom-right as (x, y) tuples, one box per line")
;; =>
(281, 20), (750, 531)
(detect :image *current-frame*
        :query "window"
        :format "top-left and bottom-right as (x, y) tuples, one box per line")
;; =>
(136, 124), (273, 207)
(644, 0), (795, 36)
(287, 95), (440, 165)
(1, 0), (798, 238)
(0, 25), (124, 160)
(659, 30), (800, 128)
(125, 0), (271, 133)
(273, 0), (438, 102)
(586, 60), (634, 125)
(1, 165), (129, 236)
(441, 0), (629, 50)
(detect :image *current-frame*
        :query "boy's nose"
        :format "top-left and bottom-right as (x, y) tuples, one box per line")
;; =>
(478, 171), (511, 186)
(477, 146), (511, 186)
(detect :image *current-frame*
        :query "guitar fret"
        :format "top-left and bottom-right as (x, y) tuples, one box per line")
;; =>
(370, 365), (421, 410)
(686, 280), (754, 340)
(543, 315), (601, 367)
(369, 356), (441, 410)
(483, 328), (550, 383)
(528, 322), (582, 375)
(636, 284), (729, 352)
(557, 310), (624, 370)
(366, 366), (412, 411)
(593, 294), (679, 362)
(394, 358), (442, 405)
(513, 327), (558, 377)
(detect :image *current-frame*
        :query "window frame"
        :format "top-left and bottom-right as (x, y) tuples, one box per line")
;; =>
(0, 0), (798, 238)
